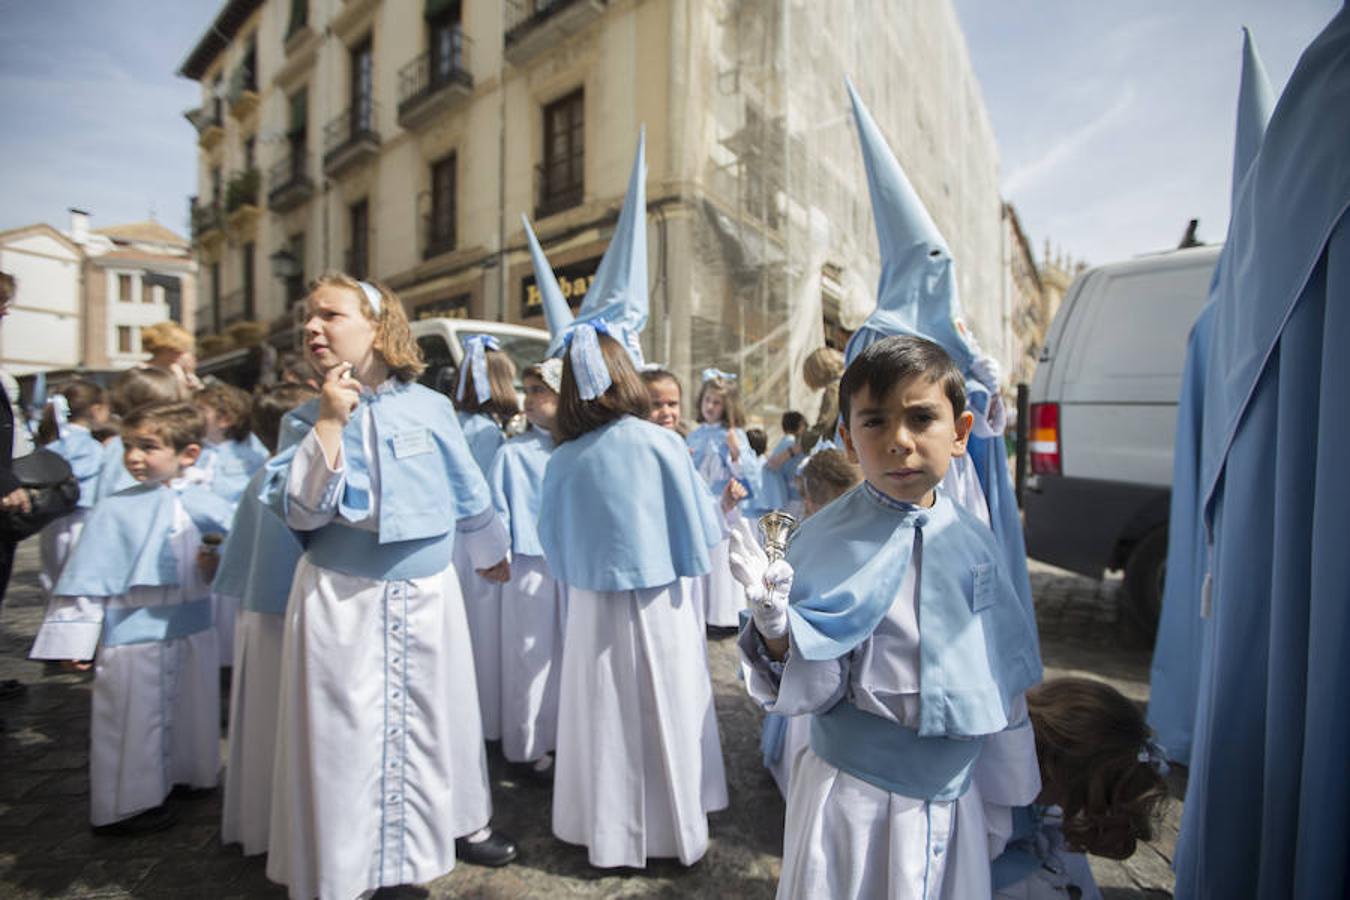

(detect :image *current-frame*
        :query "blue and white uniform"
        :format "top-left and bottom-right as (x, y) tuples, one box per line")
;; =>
(262, 379), (509, 900)
(687, 422), (760, 627)
(540, 415), (729, 868)
(29, 480), (233, 826)
(485, 425), (566, 764)
(37, 422), (104, 602)
(739, 484), (1042, 899)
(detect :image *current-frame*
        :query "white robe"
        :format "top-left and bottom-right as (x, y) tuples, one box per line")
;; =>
(37, 507), (90, 602)
(221, 608), (285, 855)
(739, 561), (1039, 900)
(266, 427), (507, 900)
(29, 496), (221, 826)
(456, 539), (502, 741)
(702, 537), (749, 628)
(496, 554), (566, 764)
(553, 577), (729, 868)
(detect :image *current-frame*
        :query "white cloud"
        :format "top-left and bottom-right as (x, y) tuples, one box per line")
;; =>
(1002, 86), (1136, 196)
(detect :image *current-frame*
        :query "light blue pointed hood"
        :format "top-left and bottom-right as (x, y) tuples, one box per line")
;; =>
(522, 214), (574, 356)
(1232, 27), (1275, 213)
(561, 128), (648, 366)
(842, 78), (975, 373)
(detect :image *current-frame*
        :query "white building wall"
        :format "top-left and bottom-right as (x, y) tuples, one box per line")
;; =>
(0, 232), (83, 375)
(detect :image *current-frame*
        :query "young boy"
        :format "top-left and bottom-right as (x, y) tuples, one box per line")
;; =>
(29, 402), (234, 835)
(730, 336), (1042, 898)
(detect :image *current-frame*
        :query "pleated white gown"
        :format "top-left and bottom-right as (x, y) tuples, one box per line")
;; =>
(703, 538), (748, 628)
(497, 554), (566, 764)
(456, 541), (502, 741)
(553, 577), (729, 868)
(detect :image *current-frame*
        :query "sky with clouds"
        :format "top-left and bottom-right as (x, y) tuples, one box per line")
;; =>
(0, 0), (1342, 271)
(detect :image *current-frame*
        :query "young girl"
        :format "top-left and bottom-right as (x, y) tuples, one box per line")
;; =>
(264, 275), (517, 899)
(800, 347), (844, 454)
(194, 383), (268, 505)
(93, 367), (186, 501)
(686, 370), (759, 628)
(452, 334), (521, 743)
(218, 382), (317, 856)
(485, 358), (566, 779)
(992, 678), (1169, 899)
(36, 380), (110, 603)
(640, 366), (687, 436)
(540, 327), (729, 868)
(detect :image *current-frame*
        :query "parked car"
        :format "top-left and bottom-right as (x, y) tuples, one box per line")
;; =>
(1023, 244), (1221, 636)
(410, 318), (550, 400)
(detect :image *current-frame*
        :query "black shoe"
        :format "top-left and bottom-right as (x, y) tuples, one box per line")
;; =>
(91, 804), (178, 836)
(0, 679), (26, 700)
(455, 830), (518, 867)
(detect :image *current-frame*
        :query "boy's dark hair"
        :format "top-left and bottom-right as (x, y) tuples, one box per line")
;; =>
(780, 410), (806, 434)
(798, 449), (862, 508)
(121, 401), (205, 452)
(838, 336), (965, 426)
(453, 347), (521, 426)
(38, 379), (107, 445)
(556, 333), (651, 442)
(1027, 677), (1169, 860)
(745, 427), (767, 456)
(196, 383), (253, 442)
(252, 383), (319, 454)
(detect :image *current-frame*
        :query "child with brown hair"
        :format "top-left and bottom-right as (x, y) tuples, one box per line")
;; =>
(797, 447), (863, 517)
(451, 334), (522, 743)
(93, 366), (186, 500)
(991, 677), (1169, 899)
(539, 326), (729, 868)
(263, 274), (517, 897)
(639, 365), (687, 436)
(193, 383), (267, 505)
(35, 379), (110, 603)
(30, 401), (234, 835)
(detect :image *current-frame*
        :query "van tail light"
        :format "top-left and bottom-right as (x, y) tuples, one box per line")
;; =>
(1029, 402), (1062, 475)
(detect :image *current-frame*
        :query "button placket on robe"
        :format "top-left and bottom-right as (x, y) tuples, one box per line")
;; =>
(379, 580), (411, 884)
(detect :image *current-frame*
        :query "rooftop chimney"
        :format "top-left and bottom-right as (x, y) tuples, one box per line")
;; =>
(69, 208), (90, 245)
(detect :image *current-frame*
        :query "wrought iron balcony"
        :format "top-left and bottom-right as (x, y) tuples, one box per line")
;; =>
(268, 153), (314, 213)
(397, 35), (474, 131)
(190, 197), (224, 245)
(323, 103), (381, 177)
(423, 211), (456, 261)
(504, 0), (608, 66)
(187, 102), (225, 150)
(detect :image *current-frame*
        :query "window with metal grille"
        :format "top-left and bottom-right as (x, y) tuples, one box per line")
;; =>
(428, 153), (456, 257)
(540, 88), (583, 216)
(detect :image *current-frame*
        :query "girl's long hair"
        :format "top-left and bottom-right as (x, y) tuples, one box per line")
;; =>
(37, 379), (107, 445)
(453, 349), (521, 426)
(555, 334), (651, 442)
(695, 376), (744, 429)
(311, 273), (425, 382)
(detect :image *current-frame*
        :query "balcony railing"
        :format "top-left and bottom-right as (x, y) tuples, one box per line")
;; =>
(534, 161), (583, 220)
(268, 152), (314, 213)
(504, 0), (608, 65)
(190, 198), (223, 242)
(423, 212), (456, 260)
(224, 169), (261, 213)
(397, 36), (473, 130)
(323, 103), (381, 177)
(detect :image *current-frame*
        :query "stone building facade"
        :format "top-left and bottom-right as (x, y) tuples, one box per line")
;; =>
(181, 0), (1005, 417)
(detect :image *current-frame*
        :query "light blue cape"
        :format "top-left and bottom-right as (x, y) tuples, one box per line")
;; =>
(486, 426), (554, 558)
(55, 482), (234, 597)
(457, 410), (505, 478)
(46, 425), (103, 508)
(1176, 8), (1350, 896)
(212, 466), (303, 616)
(539, 416), (722, 592)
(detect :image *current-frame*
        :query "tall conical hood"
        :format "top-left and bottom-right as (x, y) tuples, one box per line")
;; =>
(568, 128), (648, 364)
(1232, 27), (1275, 211)
(521, 214), (573, 355)
(843, 78), (975, 372)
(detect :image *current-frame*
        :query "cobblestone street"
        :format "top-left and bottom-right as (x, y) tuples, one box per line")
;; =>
(0, 543), (1181, 898)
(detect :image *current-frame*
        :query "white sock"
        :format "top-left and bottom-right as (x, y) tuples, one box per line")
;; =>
(464, 826), (492, 843)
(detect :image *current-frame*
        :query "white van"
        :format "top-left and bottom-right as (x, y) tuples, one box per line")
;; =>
(1023, 244), (1220, 635)
(409, 318), (550, 399)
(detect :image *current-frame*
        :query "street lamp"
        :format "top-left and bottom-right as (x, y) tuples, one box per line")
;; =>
(269, 248), (301, 281)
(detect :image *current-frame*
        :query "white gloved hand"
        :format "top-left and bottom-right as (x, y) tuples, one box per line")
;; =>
(727, 528), (792, 640)
(970, 354), (1002, 393)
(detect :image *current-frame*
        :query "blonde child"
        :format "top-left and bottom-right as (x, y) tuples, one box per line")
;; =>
(485, 358), (567, 779)
(263, 275), (517, 899)
(452, 334), (521, 742)
(687, 370), (761, 628)
(30, 402), (233, 834)
(218, 382), (317, 856)
(35, 380), (110, 602)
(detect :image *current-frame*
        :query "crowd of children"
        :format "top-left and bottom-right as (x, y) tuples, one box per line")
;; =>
(16, 86), (1174, 900)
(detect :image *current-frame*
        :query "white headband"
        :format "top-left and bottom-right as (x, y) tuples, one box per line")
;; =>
(357, 280), (382, 316)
